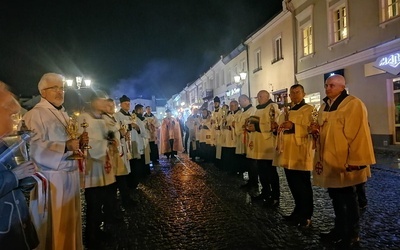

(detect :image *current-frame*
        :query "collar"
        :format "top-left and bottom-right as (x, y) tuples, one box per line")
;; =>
(323, 90), (348, 112)
(119, 109), (131, 116)
(290, 99), (306, 111)
(45, 98), (63, 110)
(256, 99), (273, 109)
(243, 104), (253, 112)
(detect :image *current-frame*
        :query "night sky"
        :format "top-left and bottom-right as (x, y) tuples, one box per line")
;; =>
(0, 0), (283, 100)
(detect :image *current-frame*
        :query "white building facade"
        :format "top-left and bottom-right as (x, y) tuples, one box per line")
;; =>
(292, 0), (400, 146)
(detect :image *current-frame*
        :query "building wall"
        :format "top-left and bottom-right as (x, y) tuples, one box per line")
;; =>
(293, 0), (400, 146)
(246, 11), (295, 98)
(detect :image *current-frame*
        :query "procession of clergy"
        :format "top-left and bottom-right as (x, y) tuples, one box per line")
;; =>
(21, 72), (375, 249)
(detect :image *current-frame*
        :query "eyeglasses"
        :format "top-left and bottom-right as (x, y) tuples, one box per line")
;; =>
(42, 86), (65, 92)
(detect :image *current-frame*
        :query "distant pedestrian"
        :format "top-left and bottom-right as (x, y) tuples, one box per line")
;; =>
(159, 110), (183, 159)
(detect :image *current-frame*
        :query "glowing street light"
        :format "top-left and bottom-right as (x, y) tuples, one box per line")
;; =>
(65, 76), (92, 89)
(234, 72), (247, 84)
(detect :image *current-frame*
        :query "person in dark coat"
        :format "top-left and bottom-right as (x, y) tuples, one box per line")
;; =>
(0, 82), (39, 250)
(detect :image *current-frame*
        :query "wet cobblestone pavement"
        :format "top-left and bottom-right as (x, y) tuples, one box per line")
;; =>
(88, 152), (400, 250)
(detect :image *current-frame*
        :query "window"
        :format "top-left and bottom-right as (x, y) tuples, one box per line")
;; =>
(296, 5), (314, 58)
(303, 26), (313, 56)
(327, 0), (349, 46)
(333, 6), (347, 42)
(253, 49), (262, 73)
(304, 92), (321, 110)
(221, 69), (225, 87)
(388, 0), (400, 18)
(241, 59), (246, 72)
(393, 77), (400, 144)
(215, 72), (219, 88)
(272, 36), (283, 63)
(380, 0), (400, 25)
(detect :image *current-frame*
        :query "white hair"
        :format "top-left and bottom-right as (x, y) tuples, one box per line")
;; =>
(38, 73), (65, 94)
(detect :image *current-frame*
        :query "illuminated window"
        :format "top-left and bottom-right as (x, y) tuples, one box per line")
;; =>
(333, 6), (347, 42)
(304, 92), (320, 110)
(388, 0), (400, 18)
(296, 5), (314, 58)
(380, 0), (400, 24)
(303, 26), (313, 56)
(327, 0), (349, 46)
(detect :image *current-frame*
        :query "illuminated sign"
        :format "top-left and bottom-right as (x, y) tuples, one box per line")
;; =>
(374, 51), (400, 75)
(226, 88), (240, 97)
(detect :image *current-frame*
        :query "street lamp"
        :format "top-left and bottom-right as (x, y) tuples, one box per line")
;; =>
(234, 72), (247, 95)
(234, 72), (247, 85)
(65, 76), (92, 89)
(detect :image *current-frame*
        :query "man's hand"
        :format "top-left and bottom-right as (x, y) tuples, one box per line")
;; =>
(119, 128), (127, 137)
(66, 139), (80, 151)
(12, 161), (36, 180)
(109, 139), (119, 147)
(308, 122), (320, 135)
(271, 121), (279, 132)
(132, 123), (140, 131)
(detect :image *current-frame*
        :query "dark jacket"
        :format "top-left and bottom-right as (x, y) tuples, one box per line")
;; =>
(0, 142), (39, 250)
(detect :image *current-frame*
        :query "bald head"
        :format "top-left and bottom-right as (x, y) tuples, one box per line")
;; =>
(238, 94), (251, 108)
(325, 74), (346, 100)
(256, 90), (270, 105)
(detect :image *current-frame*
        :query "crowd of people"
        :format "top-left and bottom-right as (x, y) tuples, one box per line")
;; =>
(183, 75), (375, 249)
(0, 72), (375, 249)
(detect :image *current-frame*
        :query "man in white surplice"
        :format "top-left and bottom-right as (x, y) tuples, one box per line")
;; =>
(24, 73), (83, 250)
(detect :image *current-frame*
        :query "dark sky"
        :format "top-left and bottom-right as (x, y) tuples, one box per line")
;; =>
(0, 0), (282, 100)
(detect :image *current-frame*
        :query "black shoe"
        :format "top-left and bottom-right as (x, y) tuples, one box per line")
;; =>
(264, 198), (279, 208)
(122, 198), (138, 208)
(282, 213), (298, 222)
(251, 194), (267, 202)
(320, 230), (340, 243)
(359, 203), (367, 211)
(333, 237), (360, 249)
(297, 218), (312, 229)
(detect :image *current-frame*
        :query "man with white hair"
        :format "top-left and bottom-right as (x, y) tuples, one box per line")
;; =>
(24, 73), (84, 250)
(310, 74), (375, 248)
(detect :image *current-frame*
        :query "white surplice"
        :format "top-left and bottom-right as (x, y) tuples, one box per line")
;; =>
(24, 97), (83, 250)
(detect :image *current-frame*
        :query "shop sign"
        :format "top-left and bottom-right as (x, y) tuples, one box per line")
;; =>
(374, 52), (400, 75)
(226, 88), (240, 97)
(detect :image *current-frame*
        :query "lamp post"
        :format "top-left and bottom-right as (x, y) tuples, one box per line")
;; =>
(65, 76), (92, 89)
(64, 76), (93, 113)
(234, 72), (247, 95)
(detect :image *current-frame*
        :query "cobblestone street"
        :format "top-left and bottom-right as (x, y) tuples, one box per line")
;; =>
(94, 152), (400, 250)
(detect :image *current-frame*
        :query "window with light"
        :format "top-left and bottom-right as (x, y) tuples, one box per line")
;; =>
(333, 6), (348, 42)
(302, 25), (313, 56)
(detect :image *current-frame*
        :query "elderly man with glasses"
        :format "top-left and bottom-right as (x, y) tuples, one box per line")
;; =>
(24, 73), (85, 250)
